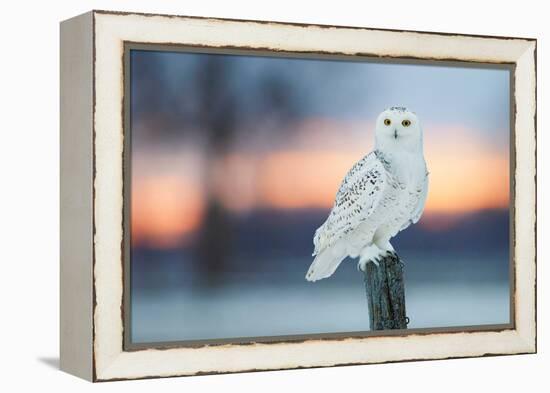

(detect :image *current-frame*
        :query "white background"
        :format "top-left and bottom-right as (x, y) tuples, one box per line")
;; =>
(0, 0), (546, 391)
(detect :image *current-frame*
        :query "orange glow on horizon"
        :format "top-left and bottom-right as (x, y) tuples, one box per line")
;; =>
(131, 175), (204, 247)
(130, 121), (509, 247)
(423, 125), (509, 214)
(258, 151), (361, 210)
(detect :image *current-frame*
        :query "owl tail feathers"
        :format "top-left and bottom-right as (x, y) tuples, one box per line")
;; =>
(305, 246), (346, 282)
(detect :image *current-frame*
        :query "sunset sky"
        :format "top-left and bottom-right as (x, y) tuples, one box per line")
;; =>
(130, 50), (510, 248)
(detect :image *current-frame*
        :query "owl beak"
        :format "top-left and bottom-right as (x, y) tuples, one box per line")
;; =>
(393, 129), (398, 139)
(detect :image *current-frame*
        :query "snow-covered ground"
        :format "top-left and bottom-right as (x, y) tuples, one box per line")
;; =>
(131, 273), (509, 343)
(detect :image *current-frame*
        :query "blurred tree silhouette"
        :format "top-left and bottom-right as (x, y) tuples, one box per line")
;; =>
(131, 50), (302, 285)
(194, 55), (237, 286)
(192, 55), (297, 285)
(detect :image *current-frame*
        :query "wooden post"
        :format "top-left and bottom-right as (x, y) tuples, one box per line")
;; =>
(363, 252), (408, 330)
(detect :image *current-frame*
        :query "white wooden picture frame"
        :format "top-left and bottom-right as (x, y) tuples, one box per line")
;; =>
(60, 10), (536, 382)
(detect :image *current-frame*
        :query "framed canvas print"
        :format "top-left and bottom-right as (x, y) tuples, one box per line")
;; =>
(60, 10), (537, 382)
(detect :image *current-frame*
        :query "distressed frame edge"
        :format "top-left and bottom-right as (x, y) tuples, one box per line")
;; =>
(92, 8), (537, 42)
(59, 11), (95, 381)
(512, 40), (537, 354)
(90, 11), (537, 381)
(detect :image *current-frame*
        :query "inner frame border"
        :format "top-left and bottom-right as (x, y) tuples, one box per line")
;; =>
(121, 41), (517, 352)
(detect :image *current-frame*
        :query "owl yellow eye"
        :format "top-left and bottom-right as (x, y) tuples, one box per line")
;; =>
(402, 119), (411, 127)
(384, 119), (391, 126)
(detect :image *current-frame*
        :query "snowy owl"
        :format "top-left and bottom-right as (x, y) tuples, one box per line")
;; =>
(306, 107), (429, 282)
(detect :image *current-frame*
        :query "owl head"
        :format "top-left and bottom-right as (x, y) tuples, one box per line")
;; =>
(374, 107), (423, 153)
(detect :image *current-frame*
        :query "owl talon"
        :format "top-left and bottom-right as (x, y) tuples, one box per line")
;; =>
(358, 257), (382, 272)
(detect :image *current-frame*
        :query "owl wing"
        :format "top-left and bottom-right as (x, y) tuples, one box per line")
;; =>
(400, 171), (429, 231)
(411, 172), (429, 223)
(312, 151), (388, 257)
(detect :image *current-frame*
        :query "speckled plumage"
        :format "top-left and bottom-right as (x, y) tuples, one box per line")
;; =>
(306, 107), (429, 282)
